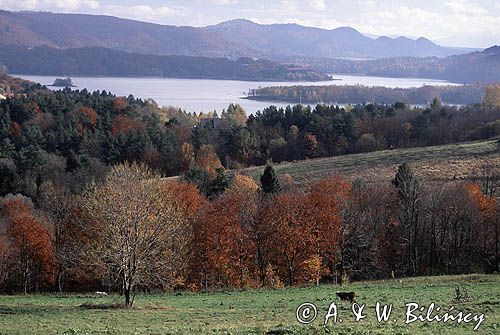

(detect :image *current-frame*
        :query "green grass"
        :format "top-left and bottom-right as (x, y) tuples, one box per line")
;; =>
(240, 139), (500, 185)
(0, 274), (498, 334)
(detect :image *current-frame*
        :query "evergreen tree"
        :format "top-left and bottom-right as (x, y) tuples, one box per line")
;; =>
(207, 167), (233, 199)
(260, 165), (281, 194)
(392, 162), (420, 199)
(65, 150), (82, 172)
(0, 111), (12, 139)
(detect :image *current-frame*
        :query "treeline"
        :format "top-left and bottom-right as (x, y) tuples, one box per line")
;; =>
(0, 45), (330, 81)
(0, 162), (497, 305)
(1, 81), (500, 202)
(0, 77), (499, 305)
(247, 84), (484, 105)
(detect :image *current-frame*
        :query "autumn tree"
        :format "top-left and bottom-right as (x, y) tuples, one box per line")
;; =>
(308, 176), (352, 284)
(195, 144), (222, 177)
(38, 181), (78, 292)
(1, 195), (54, 293)
(465, 183), (498, 272)
(222, 103), (247, 127)
(82, 162), (187, 306)
(482, 84), (500, 110)
(179, 142), (195, 172)
(263, 192), (315, 286)
(230, 173), (259, 193)
(203, 189), (259, 288)
(161, 181), (206, 290)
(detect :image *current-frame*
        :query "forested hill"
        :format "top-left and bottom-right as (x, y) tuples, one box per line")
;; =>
(0, 73), (44, 94)
(0, 45), (330, 81)
(247, 84), (484, 105)
(303, 45), (500, 84)
(0, 10), (472, 60)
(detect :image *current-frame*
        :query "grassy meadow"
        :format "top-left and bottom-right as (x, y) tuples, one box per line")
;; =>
(0, 274), (498, 334)
(240, 139), (500, 185)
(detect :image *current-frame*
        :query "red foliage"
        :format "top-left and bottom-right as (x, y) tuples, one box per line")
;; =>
(111, 115), (145, 135)
(1, 197), (54, 291)
(77, 107), (98, 126)
(10, 122), (21, 138)
(307, 176), (352, 273)
(113, 97), (129, 113)
(203, 190), (259, 288)
(261, 192), (317, 286)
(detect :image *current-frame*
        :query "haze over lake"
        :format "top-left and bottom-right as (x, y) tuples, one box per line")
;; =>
(16, 74), (458, 115)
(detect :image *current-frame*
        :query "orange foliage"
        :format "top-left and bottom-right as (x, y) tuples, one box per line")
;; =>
(195, 145), (222, 177)
(111, 115), (145, 135)
(1, 197), (54, 290)
(465, 182), (496, 221)
(113, 97), (129, 113)
(262, 192), (316, 286)
(164, 181), (207, 221)
(308, 176), (352, 272)
(77, 107), (98, 126)
(203, 190), (259, 288)
(230, 173), (259, 193)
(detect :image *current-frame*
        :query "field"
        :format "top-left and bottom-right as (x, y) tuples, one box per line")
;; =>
(0, 274), (498, 335)
(240, 139), (500, 186)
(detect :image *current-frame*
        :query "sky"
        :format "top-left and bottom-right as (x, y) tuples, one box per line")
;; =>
(0, 0), (499, 48)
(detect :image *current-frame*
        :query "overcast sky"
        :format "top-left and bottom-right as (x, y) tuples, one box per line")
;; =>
(1, 0), (499, 48)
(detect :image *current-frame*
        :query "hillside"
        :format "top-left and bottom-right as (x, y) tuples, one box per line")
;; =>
(0, 11), (472, 60)
(0, 73), (44, 94)
(240, 140), (500, 186)
(305, 46), (500, 84)
(0, 45), (330, 81)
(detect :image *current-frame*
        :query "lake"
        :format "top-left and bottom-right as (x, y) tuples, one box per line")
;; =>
(16, 74), (458, 115)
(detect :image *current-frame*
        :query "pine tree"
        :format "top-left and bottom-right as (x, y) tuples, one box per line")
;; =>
(260, 165), (281, 194)
(392, 162), (420, 200)
(207, 167), (233, 199)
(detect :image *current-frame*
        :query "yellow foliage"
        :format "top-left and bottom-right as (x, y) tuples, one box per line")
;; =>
(483, 84), (500, 110)
(230, 174), (259, 193)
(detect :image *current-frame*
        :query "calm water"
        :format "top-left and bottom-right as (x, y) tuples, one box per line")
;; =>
(16, 74), (458, 115)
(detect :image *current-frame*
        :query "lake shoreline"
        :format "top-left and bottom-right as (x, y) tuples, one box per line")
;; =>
(14, 74), (461, 114)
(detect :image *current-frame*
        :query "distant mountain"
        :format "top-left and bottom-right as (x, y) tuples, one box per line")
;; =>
(303, 45), (500, 84)
(0, 45), (331, 82)
(0, 11), (475, 60)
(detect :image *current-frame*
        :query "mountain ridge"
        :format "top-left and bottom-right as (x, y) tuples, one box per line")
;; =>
(0, 10), (477, 60)
(0, 45), (331, 81)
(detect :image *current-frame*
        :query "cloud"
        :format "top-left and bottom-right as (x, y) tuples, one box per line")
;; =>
(309, 0), (326, 10)
(0, 0), (100, 11)
(99, 4), (188, 23)
(206, 0), (239, 4)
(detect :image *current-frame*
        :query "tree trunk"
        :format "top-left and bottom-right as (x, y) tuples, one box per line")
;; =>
(124, 287), (131, 307)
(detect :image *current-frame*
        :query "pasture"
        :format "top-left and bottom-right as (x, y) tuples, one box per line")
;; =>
(241, 139), (500, 185)
(0, 274), (498, 334)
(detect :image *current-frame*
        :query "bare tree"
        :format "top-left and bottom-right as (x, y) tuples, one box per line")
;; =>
(82, 162), (185, 307)
(393, 163), (422, 276)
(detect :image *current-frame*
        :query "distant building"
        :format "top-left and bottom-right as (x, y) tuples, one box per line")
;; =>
(0, 94), (6, 100)
(199, 118), (231, 130)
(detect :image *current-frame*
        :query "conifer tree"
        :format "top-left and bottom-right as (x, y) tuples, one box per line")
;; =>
(260, 165), (281, 194)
